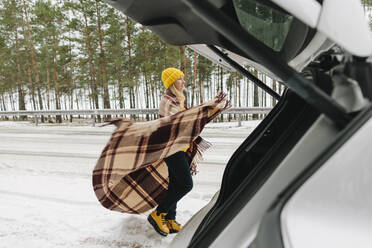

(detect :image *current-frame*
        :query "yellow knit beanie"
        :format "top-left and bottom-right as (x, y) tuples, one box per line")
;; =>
(161, 68), (184, 89)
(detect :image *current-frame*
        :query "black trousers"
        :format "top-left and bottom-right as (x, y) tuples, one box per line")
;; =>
(156, 151), (193, 220)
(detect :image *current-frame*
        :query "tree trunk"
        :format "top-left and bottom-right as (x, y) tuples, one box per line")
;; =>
(191, 51), (197, 106)
(1, 93), (7, 112)
(81, 2), (100, 122)
(217, 66), (220, 93)
(234, 73), (238, 108)
(144, 74), (150, 108)
(220, 67), (224, 92)
(198, 71), (203, 104)
(82, 3), (100, 122)
(127, 17), (135, 119)
(228, 74), (233, 121)
(20, 6), (36, 111)
(151, 81), (156, 118)
(179, 46), (187, 73)
(14, 21), (26, 116)
(238, 74), (241, 107)
(129, 88), (134, 108)
(95, 0), (111, 120)
(272, 79), (277, 107)
(52, 34), (62, 123)
(23, 0), (44, 121)
(46, 67), (51, 110)
(127, 22), (132, 87)
(261, 73), (267, 118)
(9, 89), (15, 111)
(143, 39), (150, 114)
(219, 67), (224, 121)
(116, 60), (125, 109)
(135, 84), (139, 109)
(253, 69), (259, 119)
(68, 28), (75, 122)
(246, 74), (249, 108)
(144, 76), (150, 121)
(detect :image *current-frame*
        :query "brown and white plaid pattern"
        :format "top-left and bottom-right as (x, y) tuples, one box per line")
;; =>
(159, 90), (214, 174)
(158, 89), (183, 118)
(92, 92), (229, 214)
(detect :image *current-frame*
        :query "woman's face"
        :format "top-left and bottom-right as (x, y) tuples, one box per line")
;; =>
(173, 76), (185, 91)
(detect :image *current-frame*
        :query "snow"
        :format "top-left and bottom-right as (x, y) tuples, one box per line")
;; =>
(0, 120), (259, 248)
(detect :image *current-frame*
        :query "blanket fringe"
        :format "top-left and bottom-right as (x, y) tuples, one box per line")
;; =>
(190, 138), (212, 175)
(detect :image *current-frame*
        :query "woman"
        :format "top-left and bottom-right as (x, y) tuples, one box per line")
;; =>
(147, 67), (194, 236)
(148, 67), (228, 236)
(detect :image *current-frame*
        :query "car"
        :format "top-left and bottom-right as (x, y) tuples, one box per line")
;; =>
(105, 0), (372, 247)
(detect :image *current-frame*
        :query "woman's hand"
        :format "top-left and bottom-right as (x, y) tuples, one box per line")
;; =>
(208, 92), (231, 117)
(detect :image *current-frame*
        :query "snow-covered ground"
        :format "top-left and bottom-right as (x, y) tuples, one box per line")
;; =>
(0, 120), (260, 248)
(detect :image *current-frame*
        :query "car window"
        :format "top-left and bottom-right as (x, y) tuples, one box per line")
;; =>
(232, 0), (293, 51)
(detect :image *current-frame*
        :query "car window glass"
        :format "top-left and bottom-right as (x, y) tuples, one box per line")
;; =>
(232, 0), (293, 51)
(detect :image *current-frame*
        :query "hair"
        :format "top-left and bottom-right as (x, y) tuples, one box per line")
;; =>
(169, 84), (186, 110)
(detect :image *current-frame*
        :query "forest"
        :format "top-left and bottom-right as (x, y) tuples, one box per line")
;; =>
(0, 0), (371, 122)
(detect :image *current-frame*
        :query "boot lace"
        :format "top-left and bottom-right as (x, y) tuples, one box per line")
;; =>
(160, 214), (166, 226)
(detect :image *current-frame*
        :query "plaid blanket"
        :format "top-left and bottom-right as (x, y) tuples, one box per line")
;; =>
(159, 90), (213, 174)
(92, 92), (229, 214)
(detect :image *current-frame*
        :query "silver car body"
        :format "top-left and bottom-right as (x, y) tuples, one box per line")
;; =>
(170, 0), (372, 247)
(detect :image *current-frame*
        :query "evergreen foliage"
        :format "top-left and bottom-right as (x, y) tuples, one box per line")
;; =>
(0, 0), (299, 117)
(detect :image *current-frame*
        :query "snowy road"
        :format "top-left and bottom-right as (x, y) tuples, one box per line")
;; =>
(0, 121), (258, 248)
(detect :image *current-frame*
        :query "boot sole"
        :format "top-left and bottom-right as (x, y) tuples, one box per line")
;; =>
(147, 215), (168, 236)
(169, 229), (180, 234)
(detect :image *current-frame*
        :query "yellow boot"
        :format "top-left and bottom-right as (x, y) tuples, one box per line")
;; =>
(148, 210), (170, 236)
(166, 219), (182, 233)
